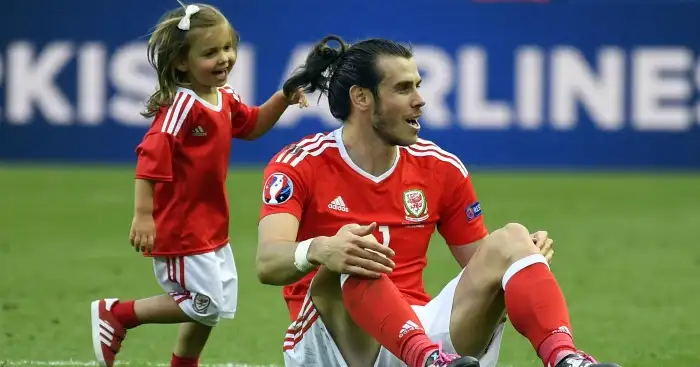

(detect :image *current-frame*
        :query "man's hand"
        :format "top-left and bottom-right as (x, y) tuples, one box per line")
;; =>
(130, 214), (156, 254)
(532, 231), (554, 264)
(308, 222), (395, 278)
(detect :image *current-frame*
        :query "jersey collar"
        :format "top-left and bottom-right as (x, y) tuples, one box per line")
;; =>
(333, 127), (400, 184)
(177, 87), (222, 112)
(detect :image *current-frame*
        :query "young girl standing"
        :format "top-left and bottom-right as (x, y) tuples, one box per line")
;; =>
(90, 3), (308, 367)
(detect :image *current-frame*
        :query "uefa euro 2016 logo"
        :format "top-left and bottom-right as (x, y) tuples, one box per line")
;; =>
(263, 173), (294, 205)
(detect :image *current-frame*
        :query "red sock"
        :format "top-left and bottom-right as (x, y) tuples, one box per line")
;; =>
(171, 353), (198, 367)
(503, 255), (577, 367)
(111, 300), (141, 329)
(342, 274), (439, 367)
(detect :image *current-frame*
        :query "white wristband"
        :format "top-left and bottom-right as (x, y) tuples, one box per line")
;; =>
(294, 238), (316, 273)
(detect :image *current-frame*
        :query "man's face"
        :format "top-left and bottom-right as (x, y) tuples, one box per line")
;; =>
(370, 56), (425, 146)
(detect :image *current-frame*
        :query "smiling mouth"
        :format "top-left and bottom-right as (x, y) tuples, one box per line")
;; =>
(406, 118), (420, 128)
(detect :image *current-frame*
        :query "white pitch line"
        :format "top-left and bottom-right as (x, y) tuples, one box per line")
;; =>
(1, 361), (279, 367)
(1, 360), (517, 367)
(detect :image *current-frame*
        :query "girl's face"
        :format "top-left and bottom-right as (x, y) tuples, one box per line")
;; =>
(178, 22), (237, 92)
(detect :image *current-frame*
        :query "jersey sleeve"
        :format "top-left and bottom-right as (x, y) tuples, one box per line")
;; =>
(134, 96), (195, 181)
(259, 147), (314, 222)
(224, 87), (259, 139)
(437, 167), (488, 246)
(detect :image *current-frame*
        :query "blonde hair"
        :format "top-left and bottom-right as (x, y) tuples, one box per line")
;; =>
(142, 2), (239, 118)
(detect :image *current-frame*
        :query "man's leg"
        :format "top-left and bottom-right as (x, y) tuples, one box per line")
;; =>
(309, 267), (381, 367)
(449, 223), (620, 367)
(310, 266), (478, 367)
(448, 269), (506, 359)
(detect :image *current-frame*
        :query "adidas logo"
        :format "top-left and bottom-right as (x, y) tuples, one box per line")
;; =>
(556, 325), (572, 336)
(328, 196), (349, 212)
(398, 320), (422, 338)
(192, 126), (207, 136)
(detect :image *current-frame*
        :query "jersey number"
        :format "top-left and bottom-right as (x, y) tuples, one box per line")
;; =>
(378, 225), (391, 247)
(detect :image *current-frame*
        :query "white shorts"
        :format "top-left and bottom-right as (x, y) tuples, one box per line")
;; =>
(153, 244), (238, 327)
(282, 269), (506, 367)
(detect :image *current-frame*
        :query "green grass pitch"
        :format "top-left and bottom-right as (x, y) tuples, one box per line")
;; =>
(0, 166), (698, 366)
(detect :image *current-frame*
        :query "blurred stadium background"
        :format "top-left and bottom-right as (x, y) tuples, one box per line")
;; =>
(1, 0), (699, 366)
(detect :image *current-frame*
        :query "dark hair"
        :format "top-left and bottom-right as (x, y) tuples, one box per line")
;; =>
(283, 35), (413, 121)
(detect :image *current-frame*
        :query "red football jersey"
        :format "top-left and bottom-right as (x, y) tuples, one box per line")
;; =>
(259, 128), (488, 320)
(135, 85), (258, 257)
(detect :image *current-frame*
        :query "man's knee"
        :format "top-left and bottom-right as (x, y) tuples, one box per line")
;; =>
(475, 223), (540, 280)
(489, 222), (538, 258)
(502, 222), (530, 238)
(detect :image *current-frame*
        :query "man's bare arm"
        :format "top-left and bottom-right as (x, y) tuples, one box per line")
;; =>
(256, 213), (327, 285)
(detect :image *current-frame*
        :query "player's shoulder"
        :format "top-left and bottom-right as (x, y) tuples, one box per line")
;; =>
(267, 130), (339, 169)
(218, 84), (244, 103)
(402, 137), (469, 178)
(151, 88), (202, 133)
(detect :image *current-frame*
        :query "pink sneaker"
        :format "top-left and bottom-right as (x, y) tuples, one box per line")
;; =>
(425, 342), (480, 367)
(555, 351), (621, 367)
(90, 299), (127, 367)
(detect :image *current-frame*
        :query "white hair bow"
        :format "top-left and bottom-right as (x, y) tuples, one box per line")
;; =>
(177, 4), (200, 31)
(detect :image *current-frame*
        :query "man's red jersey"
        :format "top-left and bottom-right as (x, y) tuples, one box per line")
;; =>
(259, 128), (488, 320)
(135, 85), (258, 257)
